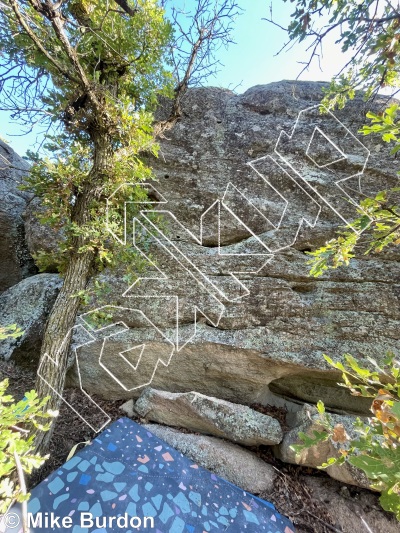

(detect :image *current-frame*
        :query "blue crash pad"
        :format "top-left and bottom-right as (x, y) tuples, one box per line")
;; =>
(10, 417), (295, 532)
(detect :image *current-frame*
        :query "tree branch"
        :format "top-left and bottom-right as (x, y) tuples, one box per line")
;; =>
(8, 0), (79, 84)
(113, 0), (138, 17)
(155, 0), (241, 135)
(40, 1), (98, 104)
(13, 450), (29, 533)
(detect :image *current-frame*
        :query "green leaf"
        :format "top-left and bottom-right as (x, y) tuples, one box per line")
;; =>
(317, 400), (325, 414)
(348, 454), (386, 479)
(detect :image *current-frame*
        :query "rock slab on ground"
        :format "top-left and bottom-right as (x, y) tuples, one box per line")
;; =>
(119, 399), (136, 418)
(143, 423), (276, 495)
(275, 404), (370, 489)
(135, 388), (283, 446)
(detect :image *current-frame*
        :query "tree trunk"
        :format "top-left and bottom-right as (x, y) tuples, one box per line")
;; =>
(33, 246), (95, 454)
(34, 134), (112, 455)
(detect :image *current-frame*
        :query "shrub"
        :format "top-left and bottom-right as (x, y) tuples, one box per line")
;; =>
(0, 324), (56, 523)
(292, 352), (400, 520)
(0, 379), (57, 514)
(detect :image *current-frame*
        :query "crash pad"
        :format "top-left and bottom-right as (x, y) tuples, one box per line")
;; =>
(8, 417), (295, 532)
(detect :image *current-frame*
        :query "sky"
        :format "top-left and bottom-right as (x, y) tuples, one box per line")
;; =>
(0, 0), (349, 156)
(207, 0), (349, 92)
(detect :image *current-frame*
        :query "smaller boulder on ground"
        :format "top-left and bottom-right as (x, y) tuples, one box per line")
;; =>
(274, 404), (370, 489)
(135, 387), (283, 446)
(143, 423), (277, 494)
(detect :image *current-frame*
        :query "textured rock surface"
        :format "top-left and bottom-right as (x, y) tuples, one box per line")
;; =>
(24, 197), (62, 272)
(0, 140), (35, 291)
(143, 423), (277, 494)
(65, 81), (400, 411)
(275, 404), (370, 489)
(0, 274), (62, 365)
(119, 399), (136, 418)
(5, 81), (400, 516)
(135, 388), (282, 445)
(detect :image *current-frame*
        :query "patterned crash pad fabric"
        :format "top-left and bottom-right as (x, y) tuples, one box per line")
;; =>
(7, 417), (295, 532)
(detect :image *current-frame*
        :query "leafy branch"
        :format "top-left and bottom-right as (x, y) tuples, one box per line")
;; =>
(308, 104), (400, 277)
(293, 352), (400, 520)
(0, 379), (57, 516)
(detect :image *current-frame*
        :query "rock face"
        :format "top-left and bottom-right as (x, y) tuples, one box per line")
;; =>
(135, 388), (282, 446)
(143, 423), (277, 494)
(3, 81), (400, 507)
(64, 81), (400, 412)
(24, 197), (62, 272)
(0, 274), (62, 365)
(0, 140), (36, 291)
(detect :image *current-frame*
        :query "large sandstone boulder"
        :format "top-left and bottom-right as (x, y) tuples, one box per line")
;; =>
(65, 81), (400, 412)
(0, 274), (62, 365)
(134, 388), (283, 446)
(0, 140), (35, 291)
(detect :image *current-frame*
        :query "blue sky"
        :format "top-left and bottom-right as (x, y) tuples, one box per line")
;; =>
(208, 0), (347, 92)
(1, 0), (347, 156)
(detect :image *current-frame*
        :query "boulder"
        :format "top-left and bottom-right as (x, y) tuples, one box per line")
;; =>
(134, 388), (283, 446)
(0, 274), (62, 365)
(0, 140), (35, 291)
(143, 423), (277, 494)
(27, 81), (396, 410)
(119, 399), (136, 418)
(274, 404), (370, 489)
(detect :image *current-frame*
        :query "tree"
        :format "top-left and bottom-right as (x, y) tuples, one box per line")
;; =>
(0, 0), (240, 454)
(267, 0), (400, 276)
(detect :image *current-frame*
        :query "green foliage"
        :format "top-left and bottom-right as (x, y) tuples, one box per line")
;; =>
(281, 1), (400, 273)
(307, 187), (400, 277)
(362, 104), (400, 147)
(0, 325), (23, 340)
(291, 400), (331, 453)
(283, 1), (400, 108)
(0, 379), (57, 513)
(2, 0), (174, 113)
(22, 135), (157, 274)
(291, 428), (329, 453)
(1, 0), (174, 275)
(293, 353), (400, 520)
